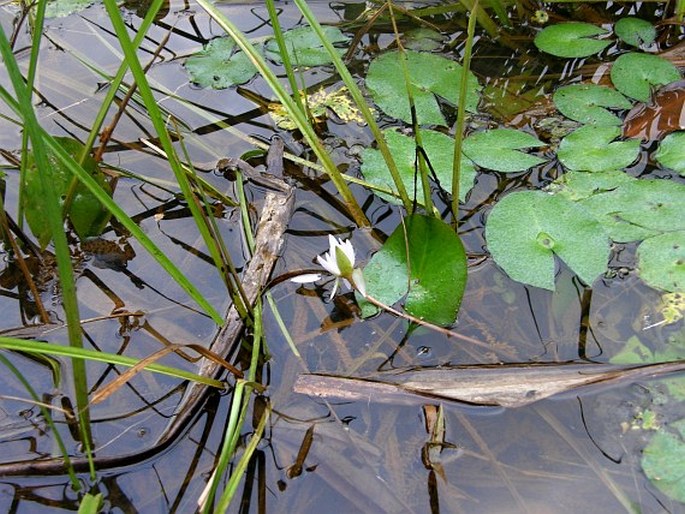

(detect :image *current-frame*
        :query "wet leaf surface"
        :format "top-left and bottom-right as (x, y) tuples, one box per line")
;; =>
(558, 125), (640, 172)
(553, 84), (631, 126)
(462, 128), (546, 172)
(614, 17), (656, 47)
(642, 417), (685, 503)
(185, 37), (257, 89)
(366, 50), (481, 126)
(610, 52), (681, 102)
(485, 190), (610, 290)
(656, 132), (685, 175)
(637, 231), (685, 292)
(264, 26), (348, 66)
(534, 22), (610, 58)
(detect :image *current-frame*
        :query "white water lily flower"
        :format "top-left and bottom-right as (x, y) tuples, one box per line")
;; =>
(290, 235), (365, 300)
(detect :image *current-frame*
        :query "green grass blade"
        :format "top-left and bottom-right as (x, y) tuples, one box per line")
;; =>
(0, 338), (225, 388)
(293, 0), (414, 212)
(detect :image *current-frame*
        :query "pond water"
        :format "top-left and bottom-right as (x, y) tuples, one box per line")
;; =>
(0, 0), (684, 512)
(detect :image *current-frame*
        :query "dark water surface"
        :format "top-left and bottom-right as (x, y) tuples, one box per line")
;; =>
(0, 1), (684, 512)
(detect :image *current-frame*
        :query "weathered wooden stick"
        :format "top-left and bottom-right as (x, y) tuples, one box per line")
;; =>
(295, 360), (685, 408)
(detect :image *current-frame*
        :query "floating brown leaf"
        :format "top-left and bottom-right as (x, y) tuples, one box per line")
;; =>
(623, 79), (685, 141)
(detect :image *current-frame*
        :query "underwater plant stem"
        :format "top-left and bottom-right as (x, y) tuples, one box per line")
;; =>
(451, 0), (478, 227)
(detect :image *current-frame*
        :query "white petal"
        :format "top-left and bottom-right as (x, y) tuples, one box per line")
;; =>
(328, 277), (340, 300)
(339, 238), (356, 267)
(289, 273), (322, 284)
(317, 253), (340, 276)
(351, 268), (366, 297)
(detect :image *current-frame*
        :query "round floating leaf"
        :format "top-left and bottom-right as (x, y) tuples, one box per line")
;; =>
(614, 17), (656, 47)
(642, 417), (685, 502)
(185, 37), (257, 89)
(578, 179), (685, 242)
(553, 84), (631, 126)
(362, 215), (467, 326)
(264, 26), (348, 67)
(549, 170), (636, 201)
(361, 129), (476, 205)
(45, 0), (93, 17)
(24, 137), (112, 249)
(558, 125), (640, 172)
(403, 28), (445, 51)
(637, 231), (685, 292)
(610, 53), (681, 102)
(534, 22), (610, 58)
(656, 132), (685, 176)
(462, 129), (546, 172)
(366, 50), (481, 126)
(486, 190), (610, 290)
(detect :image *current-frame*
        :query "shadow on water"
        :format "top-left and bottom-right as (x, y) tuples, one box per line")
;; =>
(0, 0), (684, 512)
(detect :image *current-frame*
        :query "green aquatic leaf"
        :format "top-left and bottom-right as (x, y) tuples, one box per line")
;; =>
(45, 0), (94, 17)
(24, 138), (112, 249)
(361, 215), (467, 326)
(610, 53), (681, 102)
(549, 170), (636, 201)
(534, 22), (610, 58)
(360, 129), (476, 205)
(642, 417), (685, 503)
(614, 17), (657, 47)
(577, 179), (684, 242)
(638, 231), (685, 292)
(366, 50), (481, 126)
(185, 37), (257, 89)
(264, 26), (348, 67)
(485, 190), (610, 290)
(553, 84), (631, 126)
(558, 125), (640, 172)
(656, 132), (685, 176)
(462, 129), (546, 172)
(403, 28), (445, 52)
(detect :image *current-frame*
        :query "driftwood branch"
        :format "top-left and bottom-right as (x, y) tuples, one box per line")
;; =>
(295, 360), (685, 409)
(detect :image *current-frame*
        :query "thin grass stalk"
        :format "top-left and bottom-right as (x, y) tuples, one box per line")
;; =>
(195, 0), (369, 228)
(0, 353), (80, 489)
(264, 0), (306, 115)
(0, 337), (226, 387)
(0, 22), (95, 474)
(451, 0), (478, 226)
(386, 2), (433, 214)
(292, 0), (414, 212)
(677, 0), (685, 22)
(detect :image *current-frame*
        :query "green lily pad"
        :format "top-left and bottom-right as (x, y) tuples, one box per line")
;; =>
(366, 50), (481, 126)
(578, 179), (684, 242)
(614, 17), (657, 47)
(642, 417), (685, 503)
(558, 125), (640, 172)
(610, 53), (681, 102)
(485, 190), (610, 290)
(637, 231), (685, 292)
(264, 26), (348, 67)
(462, 129), (546, 172)
(553, 84), (631, 126)
(361, 214), (467, 326)
(45, 0), (94, 17)
(549, 170), (636, 201)
(656, 132), (685, 176)
(24, 137), (112, 249)
(534, 22), (610, 58)
(403, 28), (445, 52)
(360, 129), (476, 205)
(185, 37), (257, 89)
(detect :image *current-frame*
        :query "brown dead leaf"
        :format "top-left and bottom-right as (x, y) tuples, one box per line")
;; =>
(623, 79), (685, 141)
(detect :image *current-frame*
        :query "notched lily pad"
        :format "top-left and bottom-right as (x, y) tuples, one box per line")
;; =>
(553, 84), (631, 126)
(485, 190), (610, 290)
(360, 129), (476, 205)
(185, 37), (257, 89)
(642, 417), (685, 503)
(462, 129), (546, 172)
(549, 170), (636, 201)
(637, 231), (685, 292)
(366, 50), (481, 126)
(656, 132), (685, 176)
(610, 53), (681, 102)
(558, 125), (640, 172)
(614, 17), (656, 47)
(361, 214), (467, 326)
(264, 26), (348, 67)
(534, 22), (610, 58)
